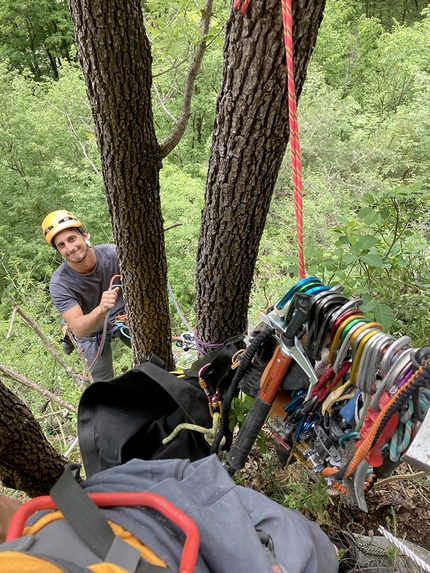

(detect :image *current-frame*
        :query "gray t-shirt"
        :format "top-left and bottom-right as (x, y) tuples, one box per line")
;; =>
(49, 244), (126, 336)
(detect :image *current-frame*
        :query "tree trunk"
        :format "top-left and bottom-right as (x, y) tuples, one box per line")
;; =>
(68, 0), (175, 370)
(0, 379), (67, 497)
(195, 0), (326, 347)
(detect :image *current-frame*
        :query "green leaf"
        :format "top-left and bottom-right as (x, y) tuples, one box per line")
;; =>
(378, 208), (391, 221)
(358, 208), (379, 225)
(356, 234), (379, 249)
(360, 253), (383, 267)
(357, 207), (374, 219)
(335, 236), (351, 247)
(361, 296), (375, 312)
(374, 303), (395, 330)
(343, 253), (357, 264)
(363, 193), (376, 204)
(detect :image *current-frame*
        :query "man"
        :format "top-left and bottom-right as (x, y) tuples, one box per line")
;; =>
(42, 210), (131, 382)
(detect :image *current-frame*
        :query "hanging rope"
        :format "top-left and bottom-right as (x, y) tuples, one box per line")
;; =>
(233, 0), (306, 279)
(281, 0), (305, 279)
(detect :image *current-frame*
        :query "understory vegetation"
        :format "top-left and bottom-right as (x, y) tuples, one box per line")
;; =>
(0, 0), (429, 534)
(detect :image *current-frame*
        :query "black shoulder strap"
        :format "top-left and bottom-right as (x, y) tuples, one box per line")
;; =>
(50, 464), (170, 573)
(142, 362), (209, 423)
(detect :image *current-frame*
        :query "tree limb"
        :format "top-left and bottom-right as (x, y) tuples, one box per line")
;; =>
(374, 470), (430, 488)
(6, 308), (17, 339)
(164, 222), (183, 232)
(8, 295), (86, 391)
(0, 364), (77, 413)
(159, 0), (214, 158)
(65, 326), (94, 385)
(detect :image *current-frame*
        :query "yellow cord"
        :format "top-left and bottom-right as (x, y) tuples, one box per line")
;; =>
(162, 412), (225, 448)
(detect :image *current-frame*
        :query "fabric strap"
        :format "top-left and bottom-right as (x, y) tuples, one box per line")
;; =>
(50, 464), (169, 573)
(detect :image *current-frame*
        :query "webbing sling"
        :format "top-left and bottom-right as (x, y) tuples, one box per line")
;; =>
(50, 463), (170, 573)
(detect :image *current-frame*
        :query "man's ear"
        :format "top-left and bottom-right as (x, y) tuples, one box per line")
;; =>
(83, 231), (91, 245)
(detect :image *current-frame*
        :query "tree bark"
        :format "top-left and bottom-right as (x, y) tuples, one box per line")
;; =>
(0, 379), (67, 497)
(68, 0), (175, 369)
(195, 0), (326, 346)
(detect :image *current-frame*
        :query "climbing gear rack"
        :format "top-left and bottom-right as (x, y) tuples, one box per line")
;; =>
(227, 277), (430, 512)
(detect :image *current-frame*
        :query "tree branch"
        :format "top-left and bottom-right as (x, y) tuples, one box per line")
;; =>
(159, 0), (214, 158)
(6, 308), (17, 339)
(0, 364), (77, 413)
(164, 222), (183, 232)
(8, 295), (86, 391)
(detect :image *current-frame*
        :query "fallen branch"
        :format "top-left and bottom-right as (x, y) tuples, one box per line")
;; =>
(164, 222), (183, 232)
(0, 364), (77, 413)
(6, 308), (17, 339)
(65, 436), (80, 458)
(64, 326), (94, 384)
(374, 470), (430, 488)
(8, 295), (86, 391)
(49, 402), (67, 449)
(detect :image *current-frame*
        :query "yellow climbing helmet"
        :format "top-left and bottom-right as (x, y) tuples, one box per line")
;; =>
(42, 210), (84, 245)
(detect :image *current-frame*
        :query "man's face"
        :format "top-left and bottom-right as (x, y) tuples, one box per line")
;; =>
(53, 229), (88, 264)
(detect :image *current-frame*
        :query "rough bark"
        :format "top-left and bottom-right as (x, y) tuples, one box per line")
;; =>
(0, 379), (67, 497)
(195, 0), (326, 346)
(68, 0), (175, 369)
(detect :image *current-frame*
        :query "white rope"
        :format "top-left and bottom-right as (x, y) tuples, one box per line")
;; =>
(378, 526), (430, 572)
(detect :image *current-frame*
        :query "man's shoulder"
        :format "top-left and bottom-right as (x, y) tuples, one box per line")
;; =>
(94, 244), (119, 267)
(95, 244), (117, 252)
(50, 262), (72, 284)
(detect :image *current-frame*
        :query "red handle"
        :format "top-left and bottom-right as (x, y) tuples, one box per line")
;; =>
(7, 492), (199, 573)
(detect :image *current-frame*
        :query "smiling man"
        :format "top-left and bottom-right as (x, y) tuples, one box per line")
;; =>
(42, 210), (131, 381)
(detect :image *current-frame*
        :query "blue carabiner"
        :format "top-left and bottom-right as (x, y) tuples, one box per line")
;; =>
(275, 276), (322, 310)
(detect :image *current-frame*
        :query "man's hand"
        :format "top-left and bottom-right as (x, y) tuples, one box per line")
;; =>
(99, 287), (120, 314)
(62, 287), (121, 339)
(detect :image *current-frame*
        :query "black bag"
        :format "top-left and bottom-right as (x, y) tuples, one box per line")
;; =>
(78, 346), (238, 478)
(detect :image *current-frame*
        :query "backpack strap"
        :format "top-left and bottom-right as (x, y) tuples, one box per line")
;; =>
(142, 363), (210, 424)
(26, 553), (94, 573)
(50, 464), (170, 573)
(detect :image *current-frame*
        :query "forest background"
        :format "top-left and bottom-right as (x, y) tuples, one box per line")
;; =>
(0, 0), (430, 538)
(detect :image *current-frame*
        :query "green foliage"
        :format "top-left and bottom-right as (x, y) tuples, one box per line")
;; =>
(313, 0), (430, 116)
(0, 0), (75, 80)
(0, 272), (81, 457)
(0, 61), (110, 301)
(160, 163), (205, 334)
(147, 0), (226, 170)
(254, 5), (430, 346)
(303, 184), (430, 341)
(256, 456), (332, 524)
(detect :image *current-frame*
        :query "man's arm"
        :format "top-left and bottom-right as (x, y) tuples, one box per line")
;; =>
(62, 287), (120, 339)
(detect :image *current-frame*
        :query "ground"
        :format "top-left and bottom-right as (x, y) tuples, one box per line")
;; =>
(237, 447), (430, 553)
(348, 473), (430, 551)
